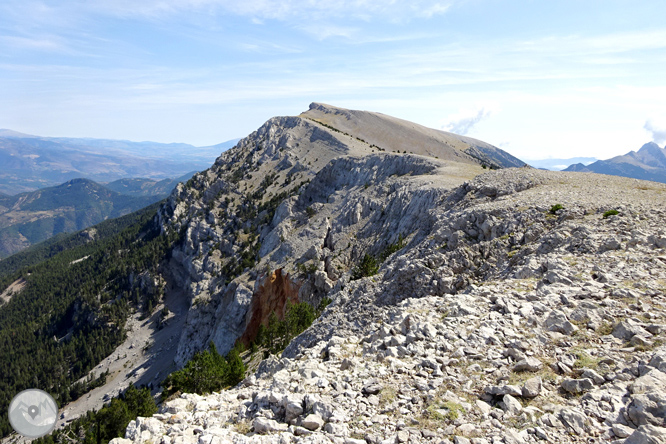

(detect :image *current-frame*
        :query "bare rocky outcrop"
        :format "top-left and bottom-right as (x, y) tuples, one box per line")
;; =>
(241, 269), (302, 347)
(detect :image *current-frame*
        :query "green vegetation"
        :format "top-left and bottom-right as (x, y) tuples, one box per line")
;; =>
(351, 235), (405, 280)
(296, 260), (318, 275)
(427, 400), (465, 422)
(572, 349), (601, 369)
(255, 299), (331, 356)
(34, 385), (156, 444)
(379, 234), (405, 261)
(351, 253), (379, 280)
(549, 204), (564, 214)
(0, 206), (179, 438)
(0, 202), (162, 280)
(161, 343), (246, 398)
(306, 206), (316, 218)
(603, 209), (619, 219)
(162, 298), (331, 399)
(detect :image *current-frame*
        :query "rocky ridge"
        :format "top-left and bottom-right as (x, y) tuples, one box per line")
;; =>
(125, 104), (666, 444)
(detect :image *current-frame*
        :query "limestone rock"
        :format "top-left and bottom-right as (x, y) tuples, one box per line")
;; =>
(502, 394), (523, 415)
(562, 378), (594, 394)
(253, 417), (288, 433)
(302, 413), (324, 431)
(624, 425), (666, 444)
(522, 377), (543, 398)
(613, 320), (652, 341)
(545, 310), (578, 335)
(513, 357), (543, 372)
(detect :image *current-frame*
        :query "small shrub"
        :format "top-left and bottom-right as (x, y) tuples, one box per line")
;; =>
(379, 234), (405, 262)
(597, 321), (614, 336)
(306, 206), (316, 218)
(549, 204), (564, 214)
(351, 254), (379, 280)
(603, 209), (619, 219)
(255, 299), (329, 355)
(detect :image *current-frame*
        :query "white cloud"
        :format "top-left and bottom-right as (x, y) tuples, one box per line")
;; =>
(417, 2), (451, 18)
(80, 0), (455, 22)
(0, 35), (63, 51)
(297, 24), (357, 40)
(441, 105), (496, 135)
(644, 120), (666, 145)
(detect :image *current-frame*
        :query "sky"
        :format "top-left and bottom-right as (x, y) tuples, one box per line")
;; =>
(1, 1), (665, 161)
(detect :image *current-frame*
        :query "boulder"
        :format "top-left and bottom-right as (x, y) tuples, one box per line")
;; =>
(253, 417), (288, 433)
(627, 393), (666, 427)
(545, 310), (578, 335)
(522, 377), (543, 398)
(501, 395), (523, 416)
(631, 369), (666, 395)
(561, 378), (594, 394)
(513, 357), (543, 372)
(613, 320), (651, 341)
(559, 408), (588, 435)
(302, 413), (324, 431)
(624, 425), (666, 444)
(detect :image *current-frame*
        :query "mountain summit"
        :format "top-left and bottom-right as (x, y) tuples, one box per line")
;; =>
(302, 103), (525, 168)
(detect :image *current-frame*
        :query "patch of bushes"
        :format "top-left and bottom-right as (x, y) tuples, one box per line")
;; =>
(427, 400), (465, 422)
(351, 253), (379, 280)
(161, 342), (246, 398)
(351, 235), (405, 280)
(603, 209), (619, 219)
(255, 298), (332, 356)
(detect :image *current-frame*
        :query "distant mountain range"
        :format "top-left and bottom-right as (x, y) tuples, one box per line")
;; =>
(527, 157), (598, 171)
(0, 129), (238, 195)
(565, 142), (666, 183)
(0, 178), (166, 258)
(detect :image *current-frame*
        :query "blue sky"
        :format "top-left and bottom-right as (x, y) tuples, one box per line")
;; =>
(1, 0), (665, 160)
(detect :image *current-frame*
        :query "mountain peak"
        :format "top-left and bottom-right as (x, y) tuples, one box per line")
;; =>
(639, 141), (665, 153)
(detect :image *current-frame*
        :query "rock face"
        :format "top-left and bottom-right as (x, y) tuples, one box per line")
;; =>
(128, 103), (666, 443)
(240, 269), (301, 347)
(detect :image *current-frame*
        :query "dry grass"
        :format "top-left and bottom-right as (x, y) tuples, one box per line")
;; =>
(234, 419), (252, 435)
(508, 365), (558, 385)
(570, 348), (601, 369)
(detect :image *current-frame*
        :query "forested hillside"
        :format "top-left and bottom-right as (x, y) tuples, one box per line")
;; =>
(0, 203), (162, 281)
(0, 205), (179, 438)
(0, 179), (162, 258)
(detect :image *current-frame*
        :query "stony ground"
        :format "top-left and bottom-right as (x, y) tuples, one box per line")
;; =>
(112, 165), (666, 444)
